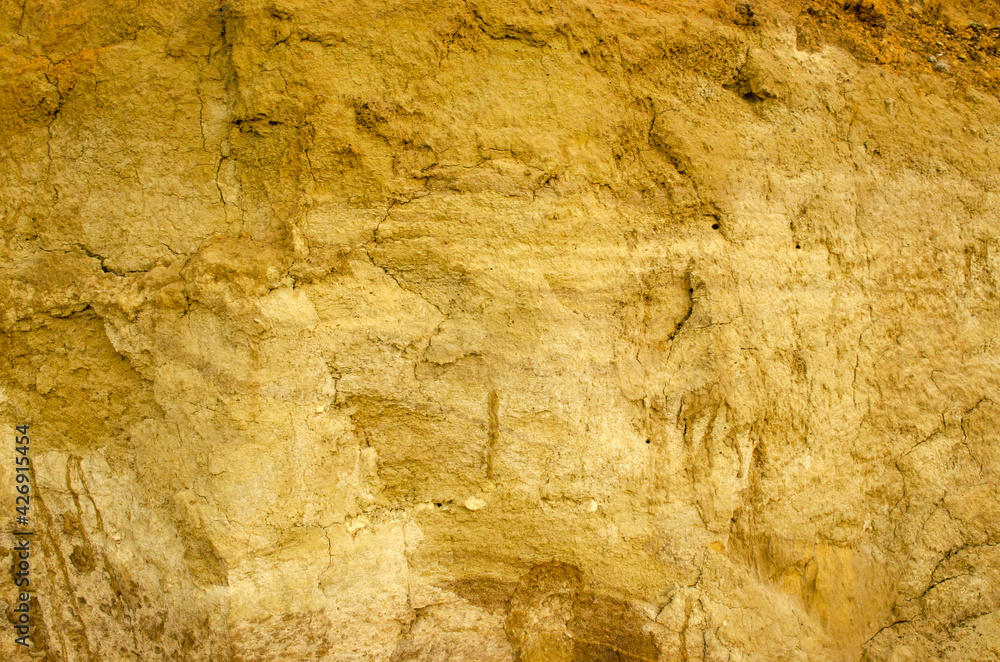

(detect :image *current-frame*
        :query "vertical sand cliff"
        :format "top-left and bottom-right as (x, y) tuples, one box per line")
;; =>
(2, 1), (1000, 660)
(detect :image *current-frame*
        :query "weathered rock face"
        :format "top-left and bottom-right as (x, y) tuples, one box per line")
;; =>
(3, 0), (1000, 660)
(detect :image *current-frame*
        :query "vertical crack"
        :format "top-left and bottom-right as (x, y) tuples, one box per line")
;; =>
(486, 389), (499, 481)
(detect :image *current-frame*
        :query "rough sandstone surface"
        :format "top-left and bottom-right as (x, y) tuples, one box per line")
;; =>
(2, 0), (1000, 660)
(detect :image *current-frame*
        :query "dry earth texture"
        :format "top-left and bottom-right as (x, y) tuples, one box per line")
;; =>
(2, 0), (1000, 660)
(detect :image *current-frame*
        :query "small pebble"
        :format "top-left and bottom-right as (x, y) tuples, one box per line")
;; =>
(464, 496), (486, 511)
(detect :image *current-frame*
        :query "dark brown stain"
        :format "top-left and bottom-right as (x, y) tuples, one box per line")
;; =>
(69, 544), (95, 573)
(447, 576), (516, 615)
(504, 562), (660, 662)
(570, 592), (661, 662)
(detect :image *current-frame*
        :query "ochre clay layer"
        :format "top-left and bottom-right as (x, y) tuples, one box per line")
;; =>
(3, 1), (1000, 660)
